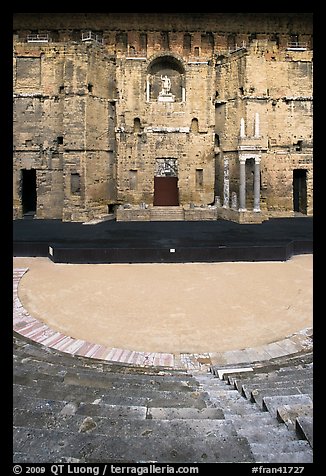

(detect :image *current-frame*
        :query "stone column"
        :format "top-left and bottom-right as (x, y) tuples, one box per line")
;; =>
(146, 79), (150, 102)
(239, 157), (246, 211)
(253, 157), (261, 212)
(223, 157), (230, 208)
(240, 118), (246, 138)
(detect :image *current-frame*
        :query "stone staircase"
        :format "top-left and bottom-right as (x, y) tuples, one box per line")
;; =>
(208, 352), (313, 462)
(150, 206), (185, 221)
(13, 334), (313, 463)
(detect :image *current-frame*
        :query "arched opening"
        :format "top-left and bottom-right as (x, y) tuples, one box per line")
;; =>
(191, 118), (199, 133)
(147, 55), (185, 102)
(133, 117), (141, 133)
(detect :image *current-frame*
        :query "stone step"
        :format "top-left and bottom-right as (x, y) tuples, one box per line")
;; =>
(75, 402), (147, 419)
(199, 388), (240, 399)
(276, 402), (313, 430)
(14, 338), (188, 376)
(227, 414), (285, 428)
(251, 450), (313, 464)
(228, 371), (312, 389)
(13, 394), (68, 414)
(14, 371), (64, 386)
(13, 373), (200, 398)
(251, 386), (313, 408)
(262, 394), (313, 418)
(63, 371), (198, 392)
(250, 439), (312, 454)
(14, 359), (189, 382)
(14, 452), (82, 464)
(13, 410), (235, 438)
(241, 378), (313, 400)
(150, 207), (185, 221)
(211, 398), (264, 416)
(295, 416), (313, 448)
(13, 382), (207, 409)
(147, 407), (224, 420)
(11, 370), (197, 394)
(230, 368), (313, 391)
(219, 358), (313, 383)
(237, 426), (303, 445)
(13, 426), (255, 463)
(14, 354), (187, 379)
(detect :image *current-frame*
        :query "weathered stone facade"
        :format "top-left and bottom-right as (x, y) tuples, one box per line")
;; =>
(13, 13), (313, 222)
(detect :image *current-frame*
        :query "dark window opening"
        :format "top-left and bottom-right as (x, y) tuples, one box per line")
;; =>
(57, 136), (63, 145)
(270, 33), (280, 47)
(239, 87), (244, 95)
(295, 140), (303, 151)
(59, 85), (65, 93)
(88, 83), (93, 93)
(290, 34), (299, 44)
(202, 32), (214, 49)
(194, 46), (200, 56)
(161, 31), (170, 50)
(133, 118), (141, 133)
(249, 33), (257, 43)
(227, 34), (236, 50)
(215, 134), (220, 147)
(140, 33), (147, 52)
(183, 33), (191, 53)
(22, 169), (37, 216)
(71, 173), (81, 194)
(116, 32), (127, 50)
(293, 169), (307, 214)
(196, 169), (204, 188)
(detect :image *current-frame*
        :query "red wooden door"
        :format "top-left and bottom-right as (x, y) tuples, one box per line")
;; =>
(153, 176), (179, 206)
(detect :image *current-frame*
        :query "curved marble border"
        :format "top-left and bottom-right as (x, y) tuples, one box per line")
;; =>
(13, 268), (313, 370)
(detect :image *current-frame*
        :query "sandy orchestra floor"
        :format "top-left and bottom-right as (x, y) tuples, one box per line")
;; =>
(14, 255), (313, 354)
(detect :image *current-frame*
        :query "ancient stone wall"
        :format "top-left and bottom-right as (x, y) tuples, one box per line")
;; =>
(13, 42), (117, 220)
(13, 13), (313, 221)
(214, 39), (313, 215)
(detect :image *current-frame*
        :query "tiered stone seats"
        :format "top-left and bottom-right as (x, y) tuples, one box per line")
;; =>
(13, 334), (313, 463)
(209, 352), (313, 460)
(13, 334), (253, 463)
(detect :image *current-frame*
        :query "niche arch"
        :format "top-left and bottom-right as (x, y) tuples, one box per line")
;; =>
(146, 54), (186, 102)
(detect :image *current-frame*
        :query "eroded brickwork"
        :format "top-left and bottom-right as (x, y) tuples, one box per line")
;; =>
(13, 13), (313, 221)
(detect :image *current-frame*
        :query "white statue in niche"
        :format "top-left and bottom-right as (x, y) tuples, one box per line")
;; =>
(160, 75), (171, 95)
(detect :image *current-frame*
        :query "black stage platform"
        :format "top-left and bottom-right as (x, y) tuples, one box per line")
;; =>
(13, 217), (313, 263)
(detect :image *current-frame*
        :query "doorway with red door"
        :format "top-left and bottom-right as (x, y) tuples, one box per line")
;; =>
(153, 158), (179, 206)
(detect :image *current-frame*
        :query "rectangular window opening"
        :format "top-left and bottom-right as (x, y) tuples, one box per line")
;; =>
(71, 173), (81, 194)
(129, 170), (138, 191)
(196, 169), (204, 189)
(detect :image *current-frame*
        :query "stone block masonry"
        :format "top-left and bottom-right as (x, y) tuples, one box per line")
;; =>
(13, 13), (313, 221)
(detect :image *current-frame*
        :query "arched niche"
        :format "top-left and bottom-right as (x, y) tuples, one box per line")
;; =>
(146, 55), (186, 102)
